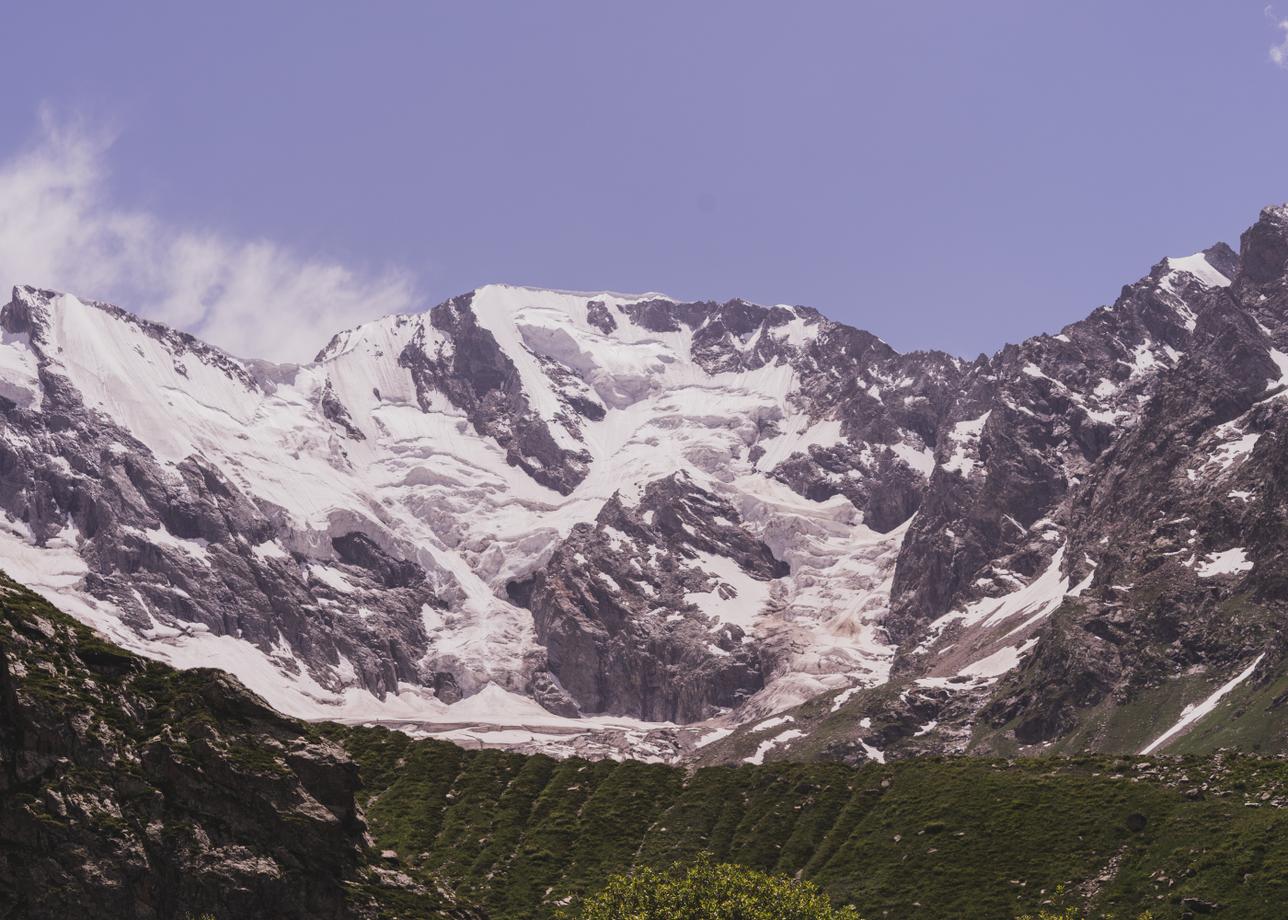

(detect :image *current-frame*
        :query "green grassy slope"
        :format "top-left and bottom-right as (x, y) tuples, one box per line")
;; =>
(328, 724), (1288, 920)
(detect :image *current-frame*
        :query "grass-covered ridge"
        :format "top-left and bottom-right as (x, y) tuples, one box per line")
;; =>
(326, 723), (1288, 920)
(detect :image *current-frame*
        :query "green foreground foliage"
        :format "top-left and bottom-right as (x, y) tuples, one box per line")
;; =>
(563, 869), (1164, 920)
(564, 857), (860, 920)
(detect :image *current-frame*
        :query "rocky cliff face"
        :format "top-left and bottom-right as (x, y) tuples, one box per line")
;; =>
(517, 472), (788, 722)
(0, 571), (476, 919)
(5, 206), (1288, 763)
(696, 210), (1288, 767)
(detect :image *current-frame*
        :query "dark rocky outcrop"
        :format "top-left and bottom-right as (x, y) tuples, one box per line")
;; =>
(516, 473), (786, 721)
(0, 571), (478, 919)
(403, 292), (592, 494)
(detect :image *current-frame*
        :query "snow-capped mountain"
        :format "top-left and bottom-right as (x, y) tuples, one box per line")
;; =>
(4, 205), (1288, 763)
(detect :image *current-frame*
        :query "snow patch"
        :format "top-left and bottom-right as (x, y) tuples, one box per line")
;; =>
(943, 412), (990, 477)
(958, 637), (1039, 679)
(683, 550), (774, 631)
(1140, 654), (1264, 755)
(1166, 253), (1232, 290)
(744, 727), (805, 765)
(1192, 547), (1253, 578)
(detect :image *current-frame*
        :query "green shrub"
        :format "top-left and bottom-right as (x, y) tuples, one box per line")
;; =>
(563, 855), (860, 919)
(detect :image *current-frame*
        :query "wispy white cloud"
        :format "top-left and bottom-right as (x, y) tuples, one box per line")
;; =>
(1274, 24), (1288, 68)
(0, 110), (418, 363)
(1268, 5), (1288, 68)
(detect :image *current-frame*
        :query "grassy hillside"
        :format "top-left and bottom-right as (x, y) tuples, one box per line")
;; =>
(327, 724), (1288, 920)
(6, 564), (1288, 920)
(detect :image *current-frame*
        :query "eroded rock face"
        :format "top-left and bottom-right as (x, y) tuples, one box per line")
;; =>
(0, 574), (454, 919)
(974, 255), (1288, 746)
(887, 248), (1229, 641)
(517, 473), (787, 722)
(694, 213), (1288, 768)
(965, 231), (1288, 753)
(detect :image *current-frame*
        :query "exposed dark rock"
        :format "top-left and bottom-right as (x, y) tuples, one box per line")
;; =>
(585, 299), (617, 334)
(518, 473), (785, 721)
(405, 292), (592, 494)
(320, 379), (366, 440)
(0, 572), (478, 919)
(332, 532), (424, 588)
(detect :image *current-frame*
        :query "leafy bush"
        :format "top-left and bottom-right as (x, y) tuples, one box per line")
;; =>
(564, 856), (861, 919)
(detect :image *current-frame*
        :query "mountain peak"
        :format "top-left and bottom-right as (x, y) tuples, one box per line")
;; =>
(1239, 203), (1288, 286)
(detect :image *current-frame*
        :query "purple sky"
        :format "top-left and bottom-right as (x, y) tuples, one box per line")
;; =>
(3, 1), (1288, 360)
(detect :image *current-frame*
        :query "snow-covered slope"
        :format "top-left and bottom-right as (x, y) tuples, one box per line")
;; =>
(5, 207), (1288, 764)
(0, 282), (942, 757)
